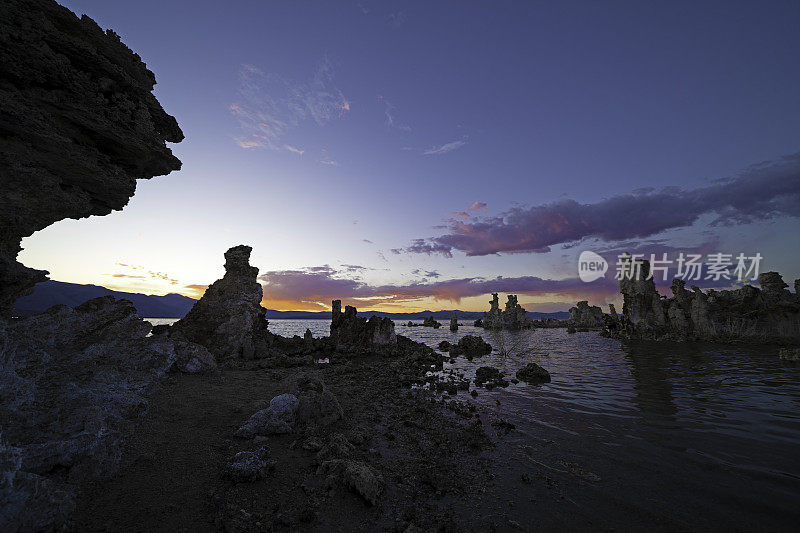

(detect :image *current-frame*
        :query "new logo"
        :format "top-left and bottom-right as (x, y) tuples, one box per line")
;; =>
(578, 251), (608, 282)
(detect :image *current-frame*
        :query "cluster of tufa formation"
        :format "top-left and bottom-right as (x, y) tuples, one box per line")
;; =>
(478, 293), (534, 330)
(604, 257), (800, 343)
(0, 0), (184, 314)
(568, 301), (604, 329)
(330, 301), (397, 349)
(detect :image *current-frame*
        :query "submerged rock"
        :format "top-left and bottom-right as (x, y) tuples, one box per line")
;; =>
(516, 363), (551, 383)
(778, 348), (800, 362)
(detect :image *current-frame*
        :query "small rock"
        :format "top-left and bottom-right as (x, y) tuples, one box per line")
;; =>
(316, 433), (355, 462)
(225, 447), (275, 481)
(318, 459), (385, 505)
(235, 393), (299, 437)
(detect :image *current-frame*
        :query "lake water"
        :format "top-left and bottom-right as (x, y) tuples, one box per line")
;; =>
(147, 317), (800, 529)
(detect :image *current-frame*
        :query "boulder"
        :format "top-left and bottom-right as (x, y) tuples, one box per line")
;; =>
(235, 394), (299, 437)
(516, 363), (551, 383)
(450, 312), (459, 331)
(169, 336), (217, 374)
(315, 433), (355, 462)
(474, 366), (509, 388)
(294, 376), (343, 428)
(449, 335), (492, 358)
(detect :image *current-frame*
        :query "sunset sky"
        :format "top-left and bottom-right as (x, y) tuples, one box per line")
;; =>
(18, 0), (800, 312)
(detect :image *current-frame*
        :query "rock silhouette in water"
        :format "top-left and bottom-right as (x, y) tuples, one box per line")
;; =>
(606, 256), (800, 343)
(330, 300), (397, 348)
(568, 301), (604, 328)
(481, 293), (533, 330)
(0, 0), (183, 314)
(171, 245), (272, 361)
(450, 312), (459, 331)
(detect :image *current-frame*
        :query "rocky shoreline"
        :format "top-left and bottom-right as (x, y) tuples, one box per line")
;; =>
(603, 257), (800, 345)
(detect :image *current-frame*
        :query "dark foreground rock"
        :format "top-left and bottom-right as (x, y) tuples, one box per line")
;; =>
(69, 344), (497, 532)
(0, 297), (196, 530)
(0, 0), (183, 313)
(0, 2), (187, 527)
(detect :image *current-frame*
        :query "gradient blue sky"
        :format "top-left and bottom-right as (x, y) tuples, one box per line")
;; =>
(19, 0), (800, 311)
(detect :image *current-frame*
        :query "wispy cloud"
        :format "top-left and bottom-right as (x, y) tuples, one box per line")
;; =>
(320, 158), (339, 166)
(230, 58), (350, 152)
(423, 137), (467, 155)
(378, 96), (411, 132)
(386, 11), (407, 28)
(402, 152), (800, 256)
(451, 201), (487, 219)
(112, 263), (180, 285)
(283, 144), (305, 155)
(411, 269), (441, 279)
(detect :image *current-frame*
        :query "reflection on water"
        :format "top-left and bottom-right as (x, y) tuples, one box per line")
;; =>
(148, 317), (800, 528)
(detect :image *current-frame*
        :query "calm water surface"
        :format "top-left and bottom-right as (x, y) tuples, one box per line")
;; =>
(148, 317), (800, 529)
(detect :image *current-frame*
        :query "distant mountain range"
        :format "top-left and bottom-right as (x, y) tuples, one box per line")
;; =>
(263, 309), (570, 321)
(13, 280), (197, 318)
(13, 280), (570, 321)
